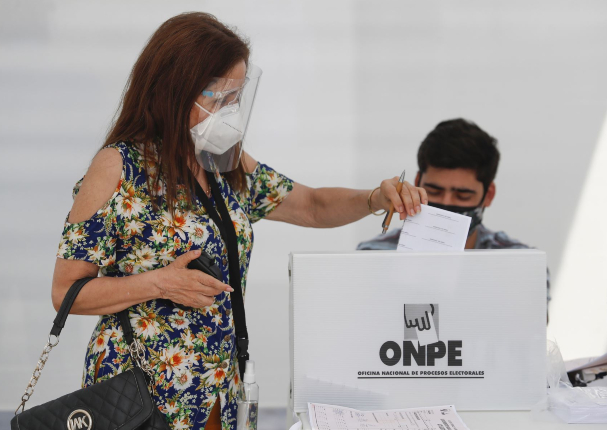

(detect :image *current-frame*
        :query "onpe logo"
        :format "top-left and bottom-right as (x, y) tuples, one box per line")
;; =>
(404, 304), (439, 340)
(67, 410), (92, 430)
(379, 303), (462, 367)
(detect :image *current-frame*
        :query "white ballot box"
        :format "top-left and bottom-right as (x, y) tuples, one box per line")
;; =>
(288, 250), (547, 414)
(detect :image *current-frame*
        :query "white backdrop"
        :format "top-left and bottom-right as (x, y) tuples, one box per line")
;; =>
(1, 0), (607, 408)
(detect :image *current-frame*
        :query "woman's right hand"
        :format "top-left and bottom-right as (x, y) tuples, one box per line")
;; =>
(153, 250), (233, 308)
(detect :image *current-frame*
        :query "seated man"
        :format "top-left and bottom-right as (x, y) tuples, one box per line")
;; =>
(357, 118), (550, 308)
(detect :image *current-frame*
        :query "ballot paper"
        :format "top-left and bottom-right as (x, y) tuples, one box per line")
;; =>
(307, 403), (470, 430)
(397, 204), (471, 253)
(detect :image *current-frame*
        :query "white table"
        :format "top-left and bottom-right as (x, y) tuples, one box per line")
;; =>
(291, 411), (607, 429)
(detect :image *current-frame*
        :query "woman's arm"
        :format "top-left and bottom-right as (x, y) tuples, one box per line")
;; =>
(52, 250), (229, 314)
(266, 184), (372, 228)
(52, 149), (232, 315)
(53, 258), (163, 314)
(241, 153), (427, 228)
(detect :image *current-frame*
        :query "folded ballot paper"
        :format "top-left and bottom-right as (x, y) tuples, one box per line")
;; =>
(397, 204), (471, 252)
(307, 403), (470, 430)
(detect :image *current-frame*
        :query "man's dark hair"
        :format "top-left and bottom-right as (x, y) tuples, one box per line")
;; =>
(417, 118), (500, 189)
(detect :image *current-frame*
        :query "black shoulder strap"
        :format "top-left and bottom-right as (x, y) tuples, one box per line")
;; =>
(118, 309), (135, 345)
(51, 277), (97, 337)
(50, 277), (137, 347)
(194, 174), (249, 379)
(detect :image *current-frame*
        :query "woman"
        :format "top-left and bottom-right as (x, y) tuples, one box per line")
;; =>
(51, 12), (427, 430)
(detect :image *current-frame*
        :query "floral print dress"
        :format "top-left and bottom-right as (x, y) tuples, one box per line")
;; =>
(56, 141), (293, 430)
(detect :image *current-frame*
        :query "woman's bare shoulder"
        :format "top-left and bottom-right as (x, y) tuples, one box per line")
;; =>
(68, 147), (123, 223)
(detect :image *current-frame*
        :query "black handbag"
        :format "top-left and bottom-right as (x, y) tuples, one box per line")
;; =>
(11, 277), (171, 430)
(12, 173), (250, 430)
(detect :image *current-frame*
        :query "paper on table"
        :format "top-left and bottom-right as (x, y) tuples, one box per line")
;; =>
(307, 402), (470, 430)
(397, 204), (471, 253)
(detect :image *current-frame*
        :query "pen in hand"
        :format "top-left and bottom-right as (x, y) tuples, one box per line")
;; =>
(381, 169), (406, 234)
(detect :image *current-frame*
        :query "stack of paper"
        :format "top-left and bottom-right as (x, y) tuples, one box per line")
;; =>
(549, 386), (607, 424)
(307, 403), (470, 430)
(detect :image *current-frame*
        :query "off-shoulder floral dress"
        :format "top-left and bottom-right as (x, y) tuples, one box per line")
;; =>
(56, 141), (293, 430)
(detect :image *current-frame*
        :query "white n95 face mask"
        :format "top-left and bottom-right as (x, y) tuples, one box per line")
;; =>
(190, 63), (262, 173)
(190, 103), (244, 155)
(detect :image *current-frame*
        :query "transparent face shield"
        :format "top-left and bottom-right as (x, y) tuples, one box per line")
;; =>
(190, 63), (262, 173)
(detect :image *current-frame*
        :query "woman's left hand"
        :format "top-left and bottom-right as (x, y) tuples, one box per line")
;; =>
(374, 177), (428, 220)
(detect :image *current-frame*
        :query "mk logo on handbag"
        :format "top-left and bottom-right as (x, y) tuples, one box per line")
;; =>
(67, 410), (92, 430)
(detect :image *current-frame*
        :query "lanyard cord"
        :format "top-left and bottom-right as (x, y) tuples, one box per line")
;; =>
(194, 174), (250, 379)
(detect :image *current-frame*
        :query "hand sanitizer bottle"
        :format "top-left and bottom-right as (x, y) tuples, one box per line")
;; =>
(237, 360), (259, 430)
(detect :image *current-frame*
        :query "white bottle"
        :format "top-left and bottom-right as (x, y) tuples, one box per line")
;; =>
(237, 360), (259, 430)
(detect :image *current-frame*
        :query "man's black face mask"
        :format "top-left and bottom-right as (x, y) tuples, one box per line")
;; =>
(417, 174), (488, 237)
(427, 201), (485, 237)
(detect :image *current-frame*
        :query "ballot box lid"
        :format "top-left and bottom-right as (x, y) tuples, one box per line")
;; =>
(289, 250), (547, 412)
